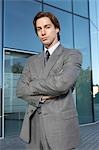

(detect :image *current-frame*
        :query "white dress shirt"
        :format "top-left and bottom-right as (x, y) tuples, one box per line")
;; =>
(44, 41), (60, 56)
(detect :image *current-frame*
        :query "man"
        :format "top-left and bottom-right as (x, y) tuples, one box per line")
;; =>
(16, 11), (82, 150)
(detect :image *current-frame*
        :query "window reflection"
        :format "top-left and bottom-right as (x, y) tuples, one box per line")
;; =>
(74, 16), (90, 69)
(4, 0), (42, 52)
(0, 0), (2, 86)
(91, 25), (99, 85)
(44, 5), (73, 48)
(4, 50), (33, 136)
(89, 0), (97, 27)
(43, 0), (72, 12)
(74, 15), (93, 124)
(0, 0), (2, 137)
(0, 87), (2, 137)
(73, 0), (88, 17)
(0, 119), (1, 137)
(93, 85), (99, 121)
(90, 22), (99, 121)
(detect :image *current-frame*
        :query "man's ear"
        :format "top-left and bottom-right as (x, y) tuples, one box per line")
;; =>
(56, 28), (59, 33)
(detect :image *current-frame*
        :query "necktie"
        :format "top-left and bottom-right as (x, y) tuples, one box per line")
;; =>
(45, 50), (50, 62)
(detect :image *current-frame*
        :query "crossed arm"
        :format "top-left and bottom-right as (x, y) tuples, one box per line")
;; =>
(16, 50), (82, 103)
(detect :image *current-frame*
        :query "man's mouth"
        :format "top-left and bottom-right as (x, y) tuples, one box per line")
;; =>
(42, 38), (47, 41)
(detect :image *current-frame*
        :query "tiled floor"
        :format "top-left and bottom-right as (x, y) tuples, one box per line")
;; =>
(77, 122), (99, 150)
(0, 122), (99, 150)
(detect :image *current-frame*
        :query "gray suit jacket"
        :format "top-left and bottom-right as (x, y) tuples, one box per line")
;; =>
(16, 44), (82, 149)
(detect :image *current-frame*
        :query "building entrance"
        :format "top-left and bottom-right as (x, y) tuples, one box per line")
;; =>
(4, 49), (33, 137)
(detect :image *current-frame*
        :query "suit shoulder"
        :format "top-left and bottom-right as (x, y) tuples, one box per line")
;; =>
(26, 52), (41, 63)
(62, 47), (82, 63)
(63, 47), (81, 55)
(63, 47), (82, 58)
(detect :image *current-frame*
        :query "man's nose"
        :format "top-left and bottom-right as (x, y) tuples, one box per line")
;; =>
(41, 29), (46, 35)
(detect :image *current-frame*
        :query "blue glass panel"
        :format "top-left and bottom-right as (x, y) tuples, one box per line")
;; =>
(4, 50), (32, 136)
(44, 5), (73, 48)
(73, 0), (88, 17)
(89, 0), (97, 27)
(0, 0), (2, 86)
(4, 0), (42, 52)
(43, 0), (72, 12)
(74, 15), (93, 124)
(91, 25), (99, 85)
(0, 0), (2, 137)
(0, 118), (1, 137)
(90, 23), (99, 121)
(0, 87), (2, 137)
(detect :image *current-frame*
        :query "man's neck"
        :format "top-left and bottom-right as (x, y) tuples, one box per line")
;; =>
(44, 41), (60, 55)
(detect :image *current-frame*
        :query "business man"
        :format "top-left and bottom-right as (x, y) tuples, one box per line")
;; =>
(16, 11), (82, 150)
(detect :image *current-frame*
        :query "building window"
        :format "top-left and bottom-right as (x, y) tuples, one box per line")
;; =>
(44, 5), (73, 48)
(43, 0), (72, 12)
(4, 0), (42, 52)
(73, 0), (88, 17)
(4, 49), (33, 136)
(74, 15), (93, 124)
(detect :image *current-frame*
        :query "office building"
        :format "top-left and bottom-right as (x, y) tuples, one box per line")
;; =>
(0, 0), (99, 138)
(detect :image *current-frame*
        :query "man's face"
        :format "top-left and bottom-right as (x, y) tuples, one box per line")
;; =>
(36, 17), (59, 48)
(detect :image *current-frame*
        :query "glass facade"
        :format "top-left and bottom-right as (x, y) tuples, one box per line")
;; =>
(4, 50), (32, 136)
(74, 15), (93, 123)
(0, 0), (99, 138)
(90, 0), (99, 121)
(44, 5), (73, 48)
(43, 0), (72, 12)
(4, 0), (42, 52)
(0, 0), (3, 138)
(73, 0), (88, 17)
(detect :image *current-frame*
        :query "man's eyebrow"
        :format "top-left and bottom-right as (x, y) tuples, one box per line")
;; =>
(44, 24), (51, 27)
(36, 26), (41, 29)
(45, 24), (51, 26)
(37, 24), (51, 28)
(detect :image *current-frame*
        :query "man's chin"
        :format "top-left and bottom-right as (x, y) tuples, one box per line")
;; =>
(42, 42), (49, 47)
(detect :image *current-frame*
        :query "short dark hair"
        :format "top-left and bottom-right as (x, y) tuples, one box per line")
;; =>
(33, 11), (60, 40)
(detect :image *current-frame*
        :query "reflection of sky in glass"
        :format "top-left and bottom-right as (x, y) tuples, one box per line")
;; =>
(44, 5), (73, 48)
(0, 0), (2, 86)
(5, 52), (31, 73)
(90, 0), (99, 85)
(1, 0), (99, 86)
(74, 16), (90, 69)
(43, 0), (72, 12)
(4, 0), (42, 52)
(73, 0), (88, 17)
(97, 1), (99, 29)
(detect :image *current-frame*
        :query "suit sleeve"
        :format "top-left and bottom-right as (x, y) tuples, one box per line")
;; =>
(29, 50), (82, 96)
(16, 58), (40, 106)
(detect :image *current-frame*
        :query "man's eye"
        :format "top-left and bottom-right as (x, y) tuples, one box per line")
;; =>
(46, 26), (50, 29)
(37, 28), (41, 31)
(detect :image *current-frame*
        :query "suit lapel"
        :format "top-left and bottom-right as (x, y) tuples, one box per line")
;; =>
(34, 52), (45, 78)
(39, 53), (45, 77)
(42, 45), (63, 78)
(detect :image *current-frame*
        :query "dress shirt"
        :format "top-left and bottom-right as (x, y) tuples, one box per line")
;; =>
(44, 41), (60, 56)
(40, 41), (60, 103)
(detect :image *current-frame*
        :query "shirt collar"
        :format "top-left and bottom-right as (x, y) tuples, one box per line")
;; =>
(44, 41), (60, 55)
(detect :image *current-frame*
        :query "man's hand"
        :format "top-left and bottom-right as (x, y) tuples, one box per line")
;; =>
(41, 96), (56, 101)
(42, 96), (52, 100)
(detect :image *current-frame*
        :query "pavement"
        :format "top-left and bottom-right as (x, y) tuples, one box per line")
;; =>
(0, 121), (99, 150)
(77, 121), (99, 150)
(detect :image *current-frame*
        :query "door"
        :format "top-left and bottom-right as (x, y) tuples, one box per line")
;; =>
(4, 49), (33, 137)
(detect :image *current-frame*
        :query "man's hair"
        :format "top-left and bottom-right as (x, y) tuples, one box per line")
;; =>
(33, 11), (60, 40)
